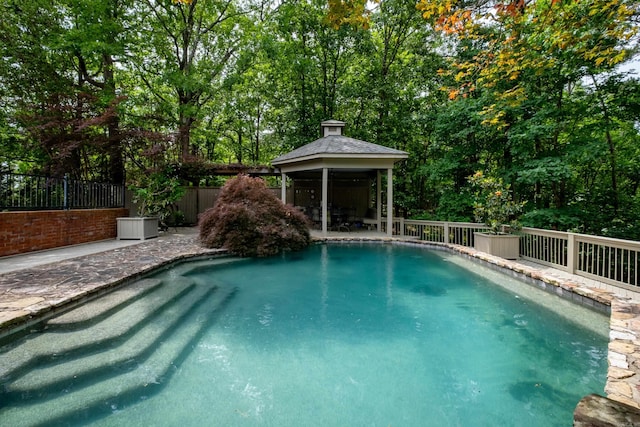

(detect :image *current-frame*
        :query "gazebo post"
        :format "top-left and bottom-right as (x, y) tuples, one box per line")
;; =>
(387, 168), (393, 237)
(322, 167), (328, 235)
(376, 171), (382, 232)
(280, 172), (287, 204)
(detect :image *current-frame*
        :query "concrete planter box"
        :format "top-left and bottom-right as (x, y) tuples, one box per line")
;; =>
(117, 217), (159, 240)
(473, 232), (520, 260)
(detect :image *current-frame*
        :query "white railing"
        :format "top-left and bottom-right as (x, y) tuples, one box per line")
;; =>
(573, 234), (639, 289)
(381, 218), (491, 246)
(519, 228), (569, 268)
(381, 219), (640, 291)
(519, 228), (640, 289)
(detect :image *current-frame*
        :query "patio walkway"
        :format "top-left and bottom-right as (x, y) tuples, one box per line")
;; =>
(0, 227), (221, 338)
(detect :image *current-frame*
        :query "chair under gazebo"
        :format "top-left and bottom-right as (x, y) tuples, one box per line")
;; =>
(272, 120), (408, 236)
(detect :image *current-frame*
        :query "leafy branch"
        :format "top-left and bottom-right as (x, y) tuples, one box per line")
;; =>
(468, 170), (525, 234)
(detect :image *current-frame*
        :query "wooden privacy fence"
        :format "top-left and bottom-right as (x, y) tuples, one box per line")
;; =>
(385, 219), (640, 291)
(125, 187), (290, 225)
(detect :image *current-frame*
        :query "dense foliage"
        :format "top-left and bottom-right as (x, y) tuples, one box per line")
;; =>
(468, 171), (526, 234)
(199, 175), (311, 257)
(1, 0), (639, 239)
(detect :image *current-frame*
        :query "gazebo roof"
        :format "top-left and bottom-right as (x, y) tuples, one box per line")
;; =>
(272, 135), (408, 166)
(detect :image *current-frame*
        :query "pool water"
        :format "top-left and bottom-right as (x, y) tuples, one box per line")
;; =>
(0, 243), (608, 426)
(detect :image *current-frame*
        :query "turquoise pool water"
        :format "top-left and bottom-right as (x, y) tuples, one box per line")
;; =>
(0, 243), (608, 426)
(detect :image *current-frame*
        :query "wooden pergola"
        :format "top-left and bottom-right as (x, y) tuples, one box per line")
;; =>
(272, 120), (408, 236)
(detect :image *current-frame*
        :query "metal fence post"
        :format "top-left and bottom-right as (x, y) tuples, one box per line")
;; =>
(63, 174), (69, 210)
(121, 172), (127, 209)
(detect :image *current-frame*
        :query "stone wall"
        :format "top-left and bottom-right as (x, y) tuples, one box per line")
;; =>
(606, 299), (640, 409)
(574, 394), (640, 426)
(0, 209), (129, 257)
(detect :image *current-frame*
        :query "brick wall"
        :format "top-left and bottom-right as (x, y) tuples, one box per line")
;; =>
(0, 208), (129, 257)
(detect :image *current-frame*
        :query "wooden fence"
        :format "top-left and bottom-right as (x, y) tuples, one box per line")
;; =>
(125, 187), (292, 225)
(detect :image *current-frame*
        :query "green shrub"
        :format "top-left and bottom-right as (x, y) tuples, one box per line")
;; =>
(520, 207), (583, 231)
(468, 171), (525, 234)
(199, 174), (311, 257)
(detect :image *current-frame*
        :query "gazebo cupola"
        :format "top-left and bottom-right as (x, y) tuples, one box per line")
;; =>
(272, 120), (408, 236)
(320, 119), (346, 137)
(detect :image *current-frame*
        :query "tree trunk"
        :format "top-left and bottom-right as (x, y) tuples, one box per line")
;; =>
(103, 52), (124, 184)
(591, 75), (619, 213)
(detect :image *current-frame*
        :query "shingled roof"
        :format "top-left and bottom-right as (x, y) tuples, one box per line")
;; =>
(272, 135), (408, 165)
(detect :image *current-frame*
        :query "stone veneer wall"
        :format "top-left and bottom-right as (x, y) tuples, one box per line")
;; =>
(574, 394), (640, 426)
(0, 209), (129, 257)
(606, 299), (640, 408)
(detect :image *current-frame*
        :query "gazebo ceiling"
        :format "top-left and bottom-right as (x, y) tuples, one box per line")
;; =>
(285, 169), (375, 179)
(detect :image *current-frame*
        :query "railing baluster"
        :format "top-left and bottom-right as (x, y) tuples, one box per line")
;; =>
(633, 250), (637, 287)
(577, 242), (582, 272)
(1, 172), (124, 210)
(626, 249), (630, 285)
(598, 245), (603, 277)
(544, 235), (548, 263)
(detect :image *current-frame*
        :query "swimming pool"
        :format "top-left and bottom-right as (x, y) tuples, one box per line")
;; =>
(0, 243), (608, 426)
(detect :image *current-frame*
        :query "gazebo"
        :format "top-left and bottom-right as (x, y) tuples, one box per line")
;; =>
(272, 120), (408, 236)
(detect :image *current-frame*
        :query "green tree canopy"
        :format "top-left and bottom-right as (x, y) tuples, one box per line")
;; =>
(1, 0), (639, 238)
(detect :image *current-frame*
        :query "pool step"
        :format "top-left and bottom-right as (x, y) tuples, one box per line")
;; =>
(5, 283), (218, 395)
(0, 277), (194, 381)
(0, 285), (238, 427)
(176, 256), (250, 277)
(46, 278), (164, 328)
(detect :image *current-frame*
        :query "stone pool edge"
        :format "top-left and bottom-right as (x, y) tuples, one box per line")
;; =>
(312, 235), (640, 417)
(0, 235), (227, 341)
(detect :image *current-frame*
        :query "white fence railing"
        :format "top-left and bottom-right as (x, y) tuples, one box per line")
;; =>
(382, 219), (640, 291)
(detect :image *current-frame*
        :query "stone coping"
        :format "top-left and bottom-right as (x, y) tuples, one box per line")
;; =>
(0, 234), (224, 340)
(0, 233), (639, 414)
(574, 394), (640, 426)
